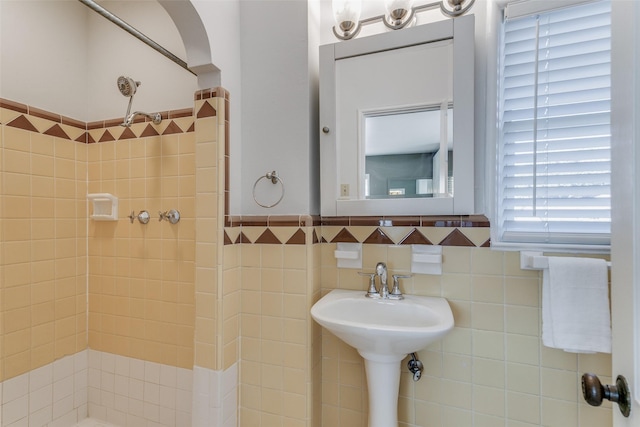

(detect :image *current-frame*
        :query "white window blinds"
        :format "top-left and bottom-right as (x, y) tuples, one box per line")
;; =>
(496, 0), (611, 248)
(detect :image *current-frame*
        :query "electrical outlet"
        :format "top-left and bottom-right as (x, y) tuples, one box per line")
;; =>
(340, 184), (349, 197)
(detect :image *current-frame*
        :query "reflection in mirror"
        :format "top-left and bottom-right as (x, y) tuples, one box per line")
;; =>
(363, 104), (453, 199)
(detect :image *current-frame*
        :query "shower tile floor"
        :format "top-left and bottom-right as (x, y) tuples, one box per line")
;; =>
(74, 419), (120, 427)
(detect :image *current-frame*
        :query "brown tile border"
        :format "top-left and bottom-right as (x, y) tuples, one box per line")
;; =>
(224, 215), (491, 246)
(1, 97), (195, 142)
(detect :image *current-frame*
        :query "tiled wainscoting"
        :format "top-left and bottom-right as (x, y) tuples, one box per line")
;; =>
(0, 350), (238, 427)
(0, 351), (88, 427)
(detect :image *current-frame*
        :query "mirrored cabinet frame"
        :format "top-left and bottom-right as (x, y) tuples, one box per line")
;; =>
(320, 15), (475, 217)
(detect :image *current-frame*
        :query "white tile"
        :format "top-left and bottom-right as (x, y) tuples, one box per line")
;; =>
(100, 390), (115, 409)
(3, 395), (28, 425)
(5, 416), (28, 427)
(74, 350), (89, 373)
(114, 355), (130, 377)
(143, 402), (160, 422)
(75, 369), (88, 391)
(88, 350), (101, 370)
(128, 398), (144, 418)
(114, 375), (129, 397)
(222, 363), (237, 397)
(128, 379), (144, 401)
(87, 387), (101, 405)
(159, 386), (176, 410)
(126, 413), (146, 427)
(87, 402), (106, 421)
(101, 372), (115, 393)
(29, 385), (52, 413)
(77, 403), (88, 420)
(159, 406), (176, 427)
(176, 389), (191, 413)
(114, 394), (128, 413)
(222, 388), (237, 422)
(143, 383), (160, 405)
(28, 405), (52, 427)
(106, 407), (127, 426)
(74, 388), (88, 408)
(175, 409), (191, 427)
(53, 356), (74, 383)
(129, 360), (145, 381)
(88, 368), (101, 389)
(192, 367), (209, 395)
(209, 407), (221, 426)
(53, 376), (74, 401)
(46, 409), (77, 427)
(52, 394), (73, 420)
(29, 365), (52, 392)
(176, 369), (192, 392)
(101, 353), (116, 374)
(3, 373), (29, 404)
(144, 362), (161, 385)
(159, 365), (177, 388)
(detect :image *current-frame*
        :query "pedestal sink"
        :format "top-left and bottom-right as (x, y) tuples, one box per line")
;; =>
(311, 289), (454, 427)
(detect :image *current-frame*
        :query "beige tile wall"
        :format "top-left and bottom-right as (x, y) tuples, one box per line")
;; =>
(0, 91), (228, 382)
(193, 93), (238, 372)
(236, 231), (321, 427)
(0, 114), (87, 381)
(319, 242), (613, 427)
(86, 124), (197, 369)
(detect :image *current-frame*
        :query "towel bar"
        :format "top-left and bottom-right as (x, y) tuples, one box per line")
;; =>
(520, 251), (612, 271)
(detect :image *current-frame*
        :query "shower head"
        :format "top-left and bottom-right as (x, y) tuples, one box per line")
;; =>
(117, 76), (140, 97)
(116, 75), (162, 127)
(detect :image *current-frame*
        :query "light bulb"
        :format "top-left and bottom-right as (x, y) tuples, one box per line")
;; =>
(384, 0), (415, 25)
(332, 0), (362, 35)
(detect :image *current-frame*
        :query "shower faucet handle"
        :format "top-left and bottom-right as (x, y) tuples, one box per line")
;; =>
(159, 209), (181, 224)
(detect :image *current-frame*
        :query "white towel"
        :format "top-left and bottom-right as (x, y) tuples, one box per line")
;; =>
(542, 257), (611, 353)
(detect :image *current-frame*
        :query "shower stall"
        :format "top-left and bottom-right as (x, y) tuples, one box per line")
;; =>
(0, 1), (237, 426)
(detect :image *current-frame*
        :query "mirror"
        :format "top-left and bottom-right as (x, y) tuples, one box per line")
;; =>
(320, 15), (475, 216)
(363, 105), (453, 200)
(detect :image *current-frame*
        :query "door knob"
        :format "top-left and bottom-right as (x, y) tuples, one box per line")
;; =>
(581, 373), (631, 417)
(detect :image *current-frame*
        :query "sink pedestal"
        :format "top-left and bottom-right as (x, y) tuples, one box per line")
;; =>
(362, 353), (404, 427)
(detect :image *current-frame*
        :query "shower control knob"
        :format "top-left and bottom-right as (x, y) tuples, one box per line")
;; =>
(159, 209), (181, 224)
(582, 373), (631, 417)
(137, 211), (150, 224)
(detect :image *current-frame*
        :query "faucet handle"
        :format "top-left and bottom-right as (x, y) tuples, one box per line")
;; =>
(358, 272), (380, 298)
(389, 274), (412, 300)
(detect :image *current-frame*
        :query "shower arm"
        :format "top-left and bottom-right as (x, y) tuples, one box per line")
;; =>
(121, 96), (135, 126)
(123, 111), (162, 127)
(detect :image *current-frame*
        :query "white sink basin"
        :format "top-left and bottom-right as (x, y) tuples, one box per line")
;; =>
(311, 289), (454, 360)
(311, 288), (455, 427)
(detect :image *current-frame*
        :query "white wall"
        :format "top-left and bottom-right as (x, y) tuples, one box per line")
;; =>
(191, 0), (243, 216)
(0, 0), (197, 123)
(86, 1), (198, 122)
(238, 0), (320, 215)
(0, 1), (89, 120)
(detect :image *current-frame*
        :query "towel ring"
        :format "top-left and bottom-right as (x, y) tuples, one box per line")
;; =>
(253, 171), (285, 208)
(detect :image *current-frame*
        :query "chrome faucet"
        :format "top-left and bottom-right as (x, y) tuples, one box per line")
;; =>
(376, 262), (389, 299)
(361, 263), (411, 299)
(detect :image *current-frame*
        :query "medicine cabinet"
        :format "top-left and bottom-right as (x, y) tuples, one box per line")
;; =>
(319, 15), (475, 216)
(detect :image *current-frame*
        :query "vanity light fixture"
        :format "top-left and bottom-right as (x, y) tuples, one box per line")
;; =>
(332, 0), (475, 40)
(384, 0), (416, 30)
(332, 0), (363, 40)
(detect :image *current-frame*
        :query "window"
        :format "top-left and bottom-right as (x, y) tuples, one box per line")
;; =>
(495, 0), (611, 249)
